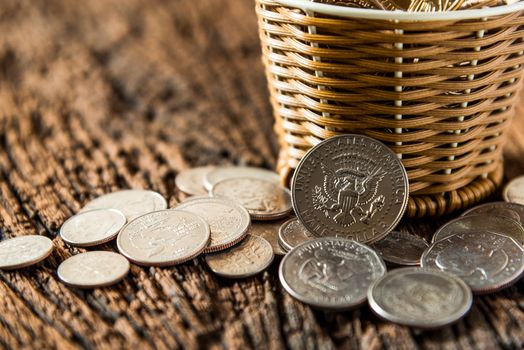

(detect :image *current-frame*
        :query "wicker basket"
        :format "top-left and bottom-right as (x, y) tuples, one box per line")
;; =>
(256, 0), (524, 217)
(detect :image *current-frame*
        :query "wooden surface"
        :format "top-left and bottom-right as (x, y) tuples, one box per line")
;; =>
(2, 0), (524, 349)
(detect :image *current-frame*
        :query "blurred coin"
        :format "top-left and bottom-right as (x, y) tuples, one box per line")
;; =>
(0, 235), (54, 270)
(278, 218), (314, 251)
(249, 219), (289, 256)
(422, 231), (524, 293)
(204, 166), (280, 191)
(371, 231), (428, 266)
(175, 166), (214, 196)
(57, 251), (130, 288)
(211, 177), (292, 220)
(175, 198), (250, 253)
(432, 214), (524, 244)
(117, 210), (210, 266)
(279, 237), (386, 310)
(462, 201), (524, 227)
(292, 134), (408, 243)
(205, 235), (274, 278)
(81, 189), (167, 221)
(60, 208), (126, 247)
(179, 195), (211, 203)
(368, 267), (472, 328)
(503, 175), (524, 205)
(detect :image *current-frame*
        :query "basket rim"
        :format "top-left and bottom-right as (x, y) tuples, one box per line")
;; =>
(273, 0), (524, 21)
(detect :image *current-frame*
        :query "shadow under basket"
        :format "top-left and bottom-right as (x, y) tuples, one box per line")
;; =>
(256, 0), (524, 217)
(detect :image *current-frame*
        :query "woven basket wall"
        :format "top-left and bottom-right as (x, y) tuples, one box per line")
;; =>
(256, 0), (524, 217)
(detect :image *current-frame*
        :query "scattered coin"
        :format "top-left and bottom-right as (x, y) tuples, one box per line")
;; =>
(0, 235), (54, 270)
(291, 134), (409, 243)
(504, 176), (524, 205)
(175, 198), (251, 253)
(278, 217), (314, 252)
(279, 237), (386, 310)
(249, 219), (289, 256)
(175, 166), (214, 196)
(204, 166), (280, 191)
(211, 177), (293, 220)
(117, 210), (210, 266)
(432, 214), (524, 244)
(57, 251), (130, 288)
(368, 267), (472, 328)
(422, 231), (524, 294)
(371, 231), (428, 266)
(205, 235), (274, 278)
(59, 208), (126, 247)
(81, 189), (167, 221)
(462, 201), (524, 225)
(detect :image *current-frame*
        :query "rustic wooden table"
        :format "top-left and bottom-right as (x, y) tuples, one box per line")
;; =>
(2, 0), (524, 349)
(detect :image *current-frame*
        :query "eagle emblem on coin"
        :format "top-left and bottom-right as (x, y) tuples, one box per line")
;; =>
(292, 135), (408, 243)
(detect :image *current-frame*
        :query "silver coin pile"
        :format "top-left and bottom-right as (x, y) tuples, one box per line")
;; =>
(1, 134), (524, 330)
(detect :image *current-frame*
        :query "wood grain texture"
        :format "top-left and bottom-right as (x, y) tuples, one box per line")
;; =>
(1, 0), (524, 349)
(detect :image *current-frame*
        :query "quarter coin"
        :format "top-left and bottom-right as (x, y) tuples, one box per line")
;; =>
(211, 177), (292, 220)
(81, 189), (167, 221)
(175, 166), (214, 196)
(503, 175), (524, 205)
(117, 210), (210, 266)
(371, 231), (428, 266)
(249, 219), (289, 256)
(0, 235), (54, 270)
(278, 218), (315, 252)
(279, 237), (386, 310)
(60, 209), (126, 247)
(174, 198), (250, 253)
(462, 201), (524, 226)
(57, 251), (130, 288)
(432, 214), (524, 244)
(368, 267), (472, 328)
(422, 231), (524, 294)
(204, 166), (280, 191)
(205, 235), (274, 278)
(291, 134), (409, 243)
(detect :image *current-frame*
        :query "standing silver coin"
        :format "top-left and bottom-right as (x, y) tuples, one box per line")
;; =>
(0, 235), (54, 270)
(371, 231), (428, 266)
(249, 219), (289, 256)
(291, 135), (409, 243)
(432, 214), (524, 244)
(175, 166), (214, 196)
(368, 267), (472, 328)
(204, 166), (280, 191)
(175, 198), (251, 253)
(278, 218), (315, 252)
(60, 209), (126, 247)
(279, 237), (386, 310)
(503, 175), (524, 205)
(211, 177), (292, 220)
(57, 251), (130, 288)
(117, 210), (210, 266)
(81, 189), (167, 221)
(422, 231), (524, 294)
(205, 235), (274, 278)
(463, 201), (524, 227)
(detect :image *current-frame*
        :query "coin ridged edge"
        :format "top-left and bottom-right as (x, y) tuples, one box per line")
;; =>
(205, 235), (274, 278)
(59, 208), (127, 247)
(279, 237), (386, 310)
(116, 209), (210, 267)
(367, 267), (472, 329)
(290, 134), (409, 244)
(174, 197), (251, 253)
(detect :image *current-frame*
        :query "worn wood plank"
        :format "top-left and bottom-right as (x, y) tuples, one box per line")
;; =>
(1, 0), (524, 349)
